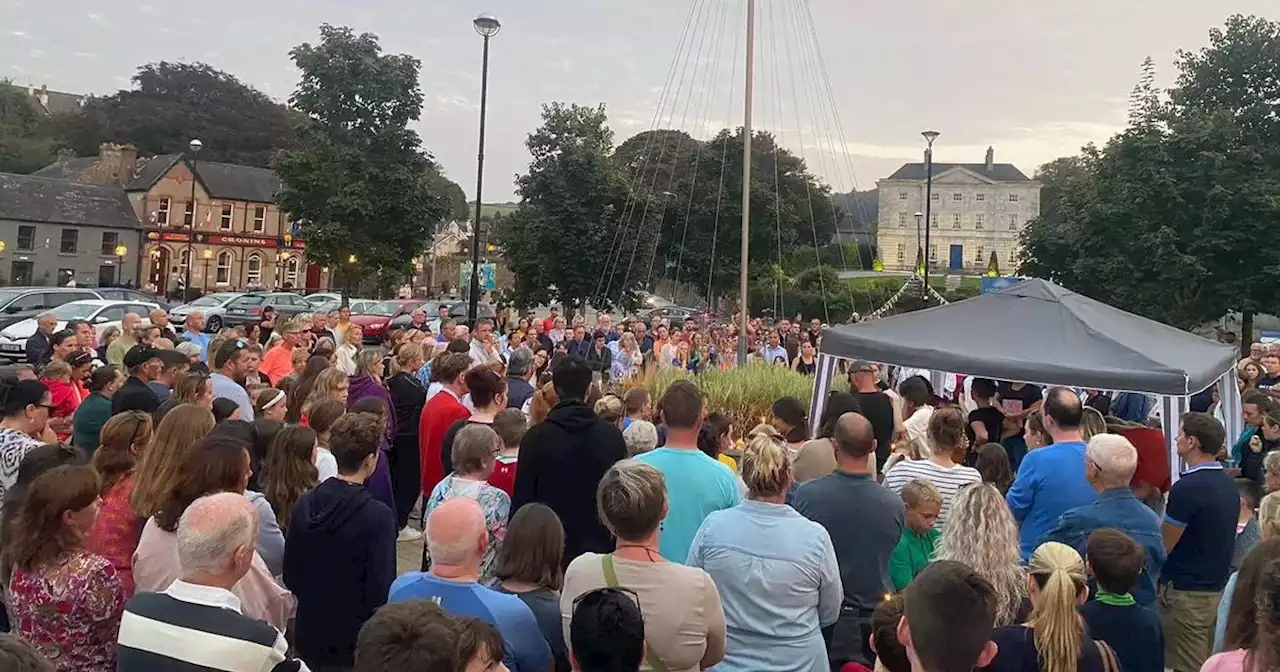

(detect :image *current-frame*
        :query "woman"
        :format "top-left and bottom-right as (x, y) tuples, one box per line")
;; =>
(336, 325), (363, 375)
(983, 541), (1119, 672)
(935, 483), (1029, 627)
(512, 317), (529, 345)
(562, 459), (726, 672)
(386, 343), (427, 542)
(302, 368), (350, 424)
(882, 407), (982, 526)
(899, 376), (936, 459)
(132, 433), (295, 631)
(96, 326), (120, 362)
(253, 387), (288, 423)
(243, 321), (263, 346)
(309, 398), (345, 482)
(697, 412), (737, 472)
(424, 424), (510, 580)
(286, 356), (334, 424)
(1240, 361), (1263, 392)
(85, 411), (152, 596)
(529, 382), (560, 425)
(793, 392), (859, 484)
(275, 347), (312, 398)
(71, 365), (122, 452)
(348, 350), (395, 442)
(171, 370), (213, 408)
(129, 405), (217, 522)
(0, 379), (56, 500)
(261, 425), (319, 534)
(7, 464), (125, 671)
(770, 396), (809, 454)
(548, 316), (566, 345)
(1080, 407), (1107, 442)
(441, 368), (508, 476)
(976, 442), (1014, 495)
(791, 341), (818, 376)
(594, 394), (625, 430)
(584, 331), (612, 384)
(1213, 536), (1280, 663)
(611, 333), (641, 382)
(687, 426), (839, 672)
(490, 503), (570, 672)
(1026, 410), (1052, 451)
(672, 340), (697, 374)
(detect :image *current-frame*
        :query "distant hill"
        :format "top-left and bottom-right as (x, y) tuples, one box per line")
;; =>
(471, 201), (519, 218)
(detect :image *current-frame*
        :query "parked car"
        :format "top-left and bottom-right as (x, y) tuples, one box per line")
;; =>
(639, 305), (701, 321)
(221, 292), (312, 327)
(304, 292), (343, 308)
(350, 299), (428, 343)
(309, 298), (380, 316)
(387, 300), (449, 332)
(96, 288), (173, 312)
(0, 288), (108, 331)
(448, 301), (496, 327)
(0, 299), (160, 363)
(168, 292), (245, 332)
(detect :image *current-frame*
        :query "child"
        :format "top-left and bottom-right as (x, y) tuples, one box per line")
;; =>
(840, 596), (909, 672)
(622, 387), (651, 430)
(1233, 477), (1262, 571)
(487, 408), (526, 497)
(888, 479), (942, 591)
(1081, 528), (1164, 672)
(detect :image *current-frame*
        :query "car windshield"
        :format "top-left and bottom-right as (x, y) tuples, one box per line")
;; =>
(367, 301), (407, 317)
(48, 303), (100, 320)
(0, 290), (29, 306)
(306, 295), (336, 306)
(229, 296), (266, 308)
(189, 294), (234, 307)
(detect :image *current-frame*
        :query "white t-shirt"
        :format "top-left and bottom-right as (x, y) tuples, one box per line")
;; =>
(882, 459), (982, 527)
(315, 447), (338, 482)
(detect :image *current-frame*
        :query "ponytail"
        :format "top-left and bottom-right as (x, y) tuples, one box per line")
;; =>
(1027, 542), (1087, 672)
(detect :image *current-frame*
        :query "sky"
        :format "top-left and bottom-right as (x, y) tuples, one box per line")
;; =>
(2, 0), (1275, 202)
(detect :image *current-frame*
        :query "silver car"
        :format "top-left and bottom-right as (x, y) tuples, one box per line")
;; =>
(168, 292), (245, 332)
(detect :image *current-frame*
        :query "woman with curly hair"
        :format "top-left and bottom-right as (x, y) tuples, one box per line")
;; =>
(261, 425), (319, 534)
(934, 482), (1029, 627)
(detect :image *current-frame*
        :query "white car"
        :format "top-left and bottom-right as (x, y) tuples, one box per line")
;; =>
(0, 299), (160, 362)
(305, 293), (343, 308)
(168, 292), (245, 333)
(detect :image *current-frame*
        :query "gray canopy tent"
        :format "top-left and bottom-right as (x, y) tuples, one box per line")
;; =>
(812, 278), (1241, 482)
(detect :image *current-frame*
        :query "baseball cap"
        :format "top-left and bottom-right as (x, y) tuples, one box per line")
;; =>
(123, 345), (161, 369)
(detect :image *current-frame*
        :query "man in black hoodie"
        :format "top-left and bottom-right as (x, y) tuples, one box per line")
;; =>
(284, 412), (397, 669)
(512, 355), (627, 566)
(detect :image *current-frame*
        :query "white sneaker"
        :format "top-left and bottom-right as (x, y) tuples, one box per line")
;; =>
(397, 526), (422, 542)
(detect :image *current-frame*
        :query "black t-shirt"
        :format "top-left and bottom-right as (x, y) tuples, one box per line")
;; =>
(1080, 600), (1164, 672)
(795, 359), (816, 376)
(1161, 464), (1238, 591)
(996, 382), (1042, 436)
(1259, 375), (1280, 391)
(968, 407), (1006, 455)
(856, 391), (896, 470)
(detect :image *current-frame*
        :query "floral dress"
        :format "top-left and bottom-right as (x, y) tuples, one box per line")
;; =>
(9, 550), (126, 671)
(425, 475), (510, 580)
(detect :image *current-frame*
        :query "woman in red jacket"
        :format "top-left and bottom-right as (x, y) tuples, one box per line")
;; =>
(418, 352), (474, 503)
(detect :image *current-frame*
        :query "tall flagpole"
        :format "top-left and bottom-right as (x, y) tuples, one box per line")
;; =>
(738, 0), (755, 366)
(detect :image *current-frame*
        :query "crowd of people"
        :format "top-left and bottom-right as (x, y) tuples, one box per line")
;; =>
(0, 295), (1275, 672)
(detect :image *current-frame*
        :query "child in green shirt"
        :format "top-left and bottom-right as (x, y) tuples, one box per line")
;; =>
(889, 479), (942, 591)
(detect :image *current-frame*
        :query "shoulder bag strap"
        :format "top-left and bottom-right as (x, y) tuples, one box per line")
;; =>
(600, 555), (670, 672)
(1094, 639), (1119, 672)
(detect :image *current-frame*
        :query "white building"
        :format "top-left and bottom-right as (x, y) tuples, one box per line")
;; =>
(876, 148), (1040, 273)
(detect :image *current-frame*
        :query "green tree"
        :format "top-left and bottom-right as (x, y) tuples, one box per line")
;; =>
(275, 24), (447, 288)
(0, 81), (57, 173)
(425, 164), (469, 222)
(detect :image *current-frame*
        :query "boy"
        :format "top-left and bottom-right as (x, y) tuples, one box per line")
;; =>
(1081, 528), (1164, 672)
(967, 378), (1006, 463)
(487, 408), (526, 497)
(1233, 477), (1262, 571)
(622, 387), (651, 430)
(889, 480), (942, 591)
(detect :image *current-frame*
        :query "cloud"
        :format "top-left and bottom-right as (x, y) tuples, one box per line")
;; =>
(10, 30), (28, 38)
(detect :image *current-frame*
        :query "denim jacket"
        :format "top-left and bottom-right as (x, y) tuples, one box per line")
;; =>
(1038, 488), (1166, 606)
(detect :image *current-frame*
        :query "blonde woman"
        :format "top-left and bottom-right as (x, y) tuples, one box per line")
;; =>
(594, 394), (625, 429)
(982, 541), (1120, 672)
(935, 483), (1029, 627)
(687, 425), (841, 672)
(335, 325), (363, 375)
(610, 333), (641, 381)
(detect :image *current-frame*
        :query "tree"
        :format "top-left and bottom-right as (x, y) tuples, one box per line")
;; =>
(51, 62), (297, 167)
(0, 82), (57, 173)
(275, 24), (447, 288)
(986, 250), (1000, 276)
(425, 163), (469, 222)
(495, 102), (632, 316)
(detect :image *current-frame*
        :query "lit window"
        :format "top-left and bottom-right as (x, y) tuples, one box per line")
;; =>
(975, 213), (984, 230)
(220, 205), (233, 231)
(215, 251), (232, 285)
(157, 198), (171, 226)
(246, 253), (263, 284)
(952, 213), (961, 229)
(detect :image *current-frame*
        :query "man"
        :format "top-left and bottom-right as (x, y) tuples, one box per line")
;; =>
(65, 319), (96, 356)
(181, 312), (210, 363)
(512, 355), (627, 564)
(1160, 412), (1237, 672)
(419, 352), (473, 495)
(622, 387), (651, 430)
(636, 380), (740, 561)
(1259, 353), (1280, 392)
(569, 587), (645, 672)
(116, 492), (308, 671)
(407, 308), (428, 331)
(389, 497), (551, 672)
(793, 411), (903, 668)
(469, 318), (502, 367)
(113, 345), (163, 415)
(1233, 389), (1270, 483)
(897, 561), (1000, 672)
(260, 321), (303, 383)
(105, 313), (144, 367)
(429, 303), (451, 334)
(808, 317), (823, 344)
(24, 313), (57, 366)
(1039, 434), (1166, 606)
(148, 308), (179, 343)
(565, 325), (589, 359)
(1006, 387), (1098, 560)
(286, 412), (397, 669)
(436, 319), (457, 344)
(529, 321), (552, 352)
(541, 306), (560, 334)
(148, 350), (192, 404)
(505, 348), (535, 411)
(596, 313), (617, 343)
(849, 360), (896, 474)
(211, 338), (255, 420)
(353, 601), (463, 672)
(760, 329), (788, 364)
(632, 321), (653, 356)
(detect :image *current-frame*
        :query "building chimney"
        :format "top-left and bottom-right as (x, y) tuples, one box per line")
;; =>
(97, 143), (139, 187)
(985, 146), (994, 172)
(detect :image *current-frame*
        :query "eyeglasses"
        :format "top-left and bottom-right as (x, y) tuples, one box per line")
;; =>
(571, 586), (642, 614)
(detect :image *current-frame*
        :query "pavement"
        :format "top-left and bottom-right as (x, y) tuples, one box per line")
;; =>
(396, 529), (424, 576)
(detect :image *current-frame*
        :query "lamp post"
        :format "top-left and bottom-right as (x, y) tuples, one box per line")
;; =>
(913, 212), (923, 273)
(468, 13), (500, 326)
(184, 138), (203, 301)
(201, 248), (213, 292)
(112, 245), (127, 286)
(920, 130), (939, 294)
(276, 251), (288, 290)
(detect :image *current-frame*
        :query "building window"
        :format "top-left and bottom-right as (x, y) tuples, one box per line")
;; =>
(184, 202), (194, 227)
(156, 197), (171, 226)
(931, 193), (939, 201)
(976, 246), (985, 263)
(177, 248), (190, 279)
(215, 251), (232, 285)
(285, 256), (299, 287)
(952, 213), (961, 229)
(16, 226), (34, 252)
(10, 261), (33, 286)
(252, 207), (266, 233)
(1009, 193), (1019, 202)
(897, 192), (907, 200)
(976, 193), (985, 202)
(98, 265), (115, 287)
(60, 229), (78, 254)
(100, 232), (119, 256)
(895, 244), (904, 262)
(975, 213), (984, 230)
(930, 213), (938, 227)
(246, 253), (263, 284)
(220, 205), (233, 231)
(929, 245), (937, 260)
(897, 213), (906, 228)
(1009, 214), (1018, 230)
(952, 193), (962, 202)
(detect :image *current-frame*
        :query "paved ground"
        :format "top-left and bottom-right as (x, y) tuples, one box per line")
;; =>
(395, 523), (425, 575)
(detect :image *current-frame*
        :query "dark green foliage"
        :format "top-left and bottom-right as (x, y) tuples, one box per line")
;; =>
(0, 81), (56, 174)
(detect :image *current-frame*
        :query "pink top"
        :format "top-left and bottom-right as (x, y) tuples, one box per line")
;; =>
(9, 550), (126, 671)
(85, 475), (140, 596)
(1202, 649), (1249, 672)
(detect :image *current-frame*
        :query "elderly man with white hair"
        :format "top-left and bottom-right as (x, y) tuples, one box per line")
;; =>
(117, 492), (309, 671)
(1039, 433), (1167, 606)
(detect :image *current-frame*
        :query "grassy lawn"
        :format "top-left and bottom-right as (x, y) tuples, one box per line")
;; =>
(477, 202), (519, 218)
(846, 274), (982, 291)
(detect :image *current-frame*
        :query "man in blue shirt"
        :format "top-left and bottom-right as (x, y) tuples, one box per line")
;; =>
(760, 329), (788, 365)
(389, 498), (550, 672)
(1160, 412), (1236, 672)
(210, 338), (254, 421)
(1039, 433), (1166, 605)
(1007, 387), (1098, 560)
(180, 312), (211, 363)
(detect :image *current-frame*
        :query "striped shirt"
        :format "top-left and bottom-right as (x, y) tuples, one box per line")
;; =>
(117, 580), (308, 671)
(881, 459), (982, 526)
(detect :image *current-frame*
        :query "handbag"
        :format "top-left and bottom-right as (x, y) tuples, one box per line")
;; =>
(1095, 639), (1120, 672)
(601, 554), (670, 672)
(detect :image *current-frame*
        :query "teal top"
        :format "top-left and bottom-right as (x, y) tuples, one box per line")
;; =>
(889, 526), (940, 591)
(71, 393), (113, 453)
(635, 447), (742, 561)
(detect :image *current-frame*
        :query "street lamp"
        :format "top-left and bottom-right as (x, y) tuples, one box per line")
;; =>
(114, 245), (127, 286)
(276, 251), (288, 290)
(913, 212), (923, 272)
(201, 248), (213, 292)
(921, 130), (939, 294)
(184, 138), (203, 300)
(468, 12), (501, 325)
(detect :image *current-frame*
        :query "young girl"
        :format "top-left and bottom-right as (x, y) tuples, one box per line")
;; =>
(261, 425), (319, 534)
(39, 359), (83, 442)
(307, 398), (345, 482)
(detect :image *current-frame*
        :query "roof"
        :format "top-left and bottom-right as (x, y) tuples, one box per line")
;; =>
(29, 157), (99, 180)
(128, 156), (280, 203)
(885, 163), (1032, 182)
(0, 173), (140, 228)
(28, 88), (85, 116)
(819, 278), (1237, 395)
